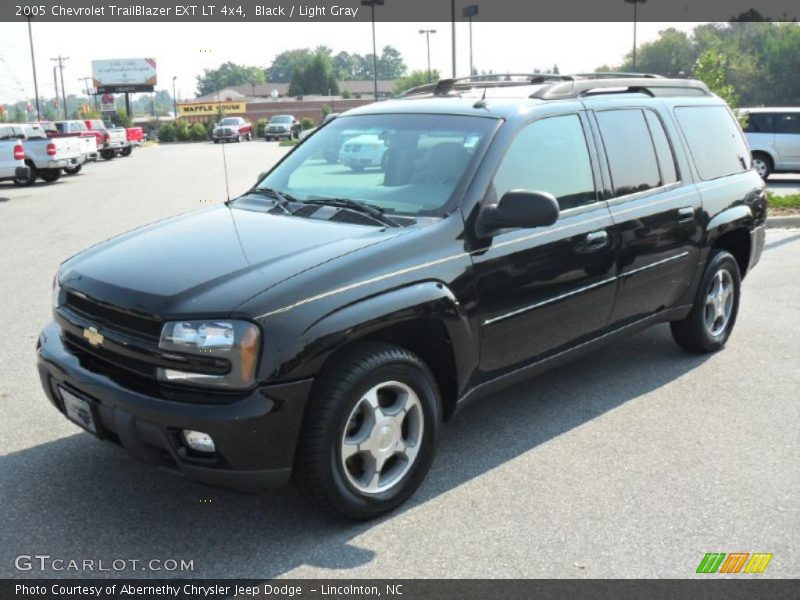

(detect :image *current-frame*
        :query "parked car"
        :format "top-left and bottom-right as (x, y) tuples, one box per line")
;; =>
(41, 120), (99, 172)
(338, 133), (389, 170)
(84, 119), (129, 160)
(212, 117), (253, 143)
(4, 123), (84, 186)
(38, 75), (766, 520)
(125, 126), (144, 153)
(0, 128), (29, 183)
(299, 113), (340, 141)
(740, 107), (800, 179)
(265, 115), (300, 141)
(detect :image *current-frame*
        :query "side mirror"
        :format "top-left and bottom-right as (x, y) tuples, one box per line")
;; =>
(477, 190), (559, 237)
(255, 171), (268, 186)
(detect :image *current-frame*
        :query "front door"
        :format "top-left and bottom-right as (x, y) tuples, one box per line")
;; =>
(471, 113), (617, 378)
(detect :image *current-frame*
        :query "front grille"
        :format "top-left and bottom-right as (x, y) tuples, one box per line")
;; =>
(65, 292), (162, 341)
(64, 331), (156, 379)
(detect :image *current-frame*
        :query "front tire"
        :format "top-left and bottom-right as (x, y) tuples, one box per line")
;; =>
(670, 249), (741, 353)
(63, 165), (82, 175)
(294, 342), (440, 520)
(101, 149), (115, 160)
(14, 161), (36, 186)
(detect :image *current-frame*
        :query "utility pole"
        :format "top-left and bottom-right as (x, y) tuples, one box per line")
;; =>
(419, 29), (437, 83)
(27, 17), (41, 120)
(625, 0), (647, 70)
(52, 66), (59, 114)
(51, 55), (69, 119)
(463, 5), (479, 77)
(450, 0), (456, 77)
(361, 0), (384, 101)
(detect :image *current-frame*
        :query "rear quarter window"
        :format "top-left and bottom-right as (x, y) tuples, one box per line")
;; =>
(675, 106), (749, 181)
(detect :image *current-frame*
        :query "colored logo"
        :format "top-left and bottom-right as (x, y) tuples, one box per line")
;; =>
(696, 552), (773, 574)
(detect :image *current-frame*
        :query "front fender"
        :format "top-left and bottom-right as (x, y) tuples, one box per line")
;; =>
(270, 281), (476, 394)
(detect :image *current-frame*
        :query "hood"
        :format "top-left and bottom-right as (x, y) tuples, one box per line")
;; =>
(60, 204), (404, 318)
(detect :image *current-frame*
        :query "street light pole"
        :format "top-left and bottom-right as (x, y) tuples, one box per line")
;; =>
(361, 0), (384, 101)
(462, 5), (479, 77)
(450, 0), (456, 77)
(172, 76), (178, 121)
(625, 0), (646, 70)
(50, 55), (69, 119)
(26, 17), (41, 120)
(419, 29), (437, 83)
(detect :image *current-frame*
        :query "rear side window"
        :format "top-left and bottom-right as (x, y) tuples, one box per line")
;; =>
(492, 114), (596, 211)
(744, 113), (777, 133)
(596, 109), (661, 196)
(675, 106), (749, 180)
(776, 113), (800, 135)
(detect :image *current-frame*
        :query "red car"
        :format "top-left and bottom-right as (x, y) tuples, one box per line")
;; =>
(126, 126), (144, 152)
(211, 117), (253, 143)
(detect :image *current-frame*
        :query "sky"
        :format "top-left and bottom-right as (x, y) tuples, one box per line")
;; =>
(0, 21), (699, 105)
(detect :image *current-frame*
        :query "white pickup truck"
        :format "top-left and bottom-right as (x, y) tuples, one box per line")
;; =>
(2, 123), (85, 186)
(84, 119), (129, 160)
(41, 120), (99, 171)
(0, 128), (30, 184)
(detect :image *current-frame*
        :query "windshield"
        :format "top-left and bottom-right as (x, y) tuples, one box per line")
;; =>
(255, 114), (496, 216)
(270, 116), (293, 123)
(219, 118), (240, 125)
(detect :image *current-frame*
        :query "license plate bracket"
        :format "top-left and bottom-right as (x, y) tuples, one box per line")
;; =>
(59, 387), (99, 436)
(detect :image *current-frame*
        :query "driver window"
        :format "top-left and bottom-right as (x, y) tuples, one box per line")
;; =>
(492, 114), (596, 211)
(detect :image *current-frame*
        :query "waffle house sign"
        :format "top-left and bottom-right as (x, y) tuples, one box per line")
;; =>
(178, 101), (247, 117)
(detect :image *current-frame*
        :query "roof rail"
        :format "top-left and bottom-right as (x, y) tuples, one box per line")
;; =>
(401, 73), (572, 97)
(530, 77), (711, 100)
(569, 72), (664, 79)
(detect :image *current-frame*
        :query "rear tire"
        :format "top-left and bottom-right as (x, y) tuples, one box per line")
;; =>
(40, 169), (61, 183)
(120, 147), (132, 157)
(14, 161), (36, 186)
(670, 249), (741, 353)
(294, 342), (440, 520)
(751, 152), (772, 180)
(101, 149), (115, 160)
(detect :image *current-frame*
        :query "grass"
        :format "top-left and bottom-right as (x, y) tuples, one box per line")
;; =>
(767, 192), (800, 215)
(279, 139), (301, 147)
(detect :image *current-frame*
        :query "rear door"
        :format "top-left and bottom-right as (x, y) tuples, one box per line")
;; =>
(473, 112), (617, 377)
(774, 112), (800, 168)
(589, 105), (702, 326)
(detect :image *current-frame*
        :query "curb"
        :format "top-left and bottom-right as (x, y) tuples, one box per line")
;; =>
(766, 215), (800, 229)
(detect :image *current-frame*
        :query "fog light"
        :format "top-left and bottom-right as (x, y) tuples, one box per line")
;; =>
(182, 430), (215, 453)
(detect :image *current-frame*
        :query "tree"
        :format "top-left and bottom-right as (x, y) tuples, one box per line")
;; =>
(267, 49), (313, 82)
(377, 46), (406, 80)
(196, 61), (267, 96)
(618, 28), (696, 77)
(393, 70), (440, 95)
(693, 50), (740, 108)
(288, 49), (339, 96)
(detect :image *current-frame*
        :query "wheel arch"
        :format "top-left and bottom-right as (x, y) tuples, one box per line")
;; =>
(706, 205), (753, 277)
(299, 281), (476, 422)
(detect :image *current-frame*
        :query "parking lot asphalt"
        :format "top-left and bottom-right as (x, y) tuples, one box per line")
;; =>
(767, 173), (800, 196)
(1, 142), (798, 579)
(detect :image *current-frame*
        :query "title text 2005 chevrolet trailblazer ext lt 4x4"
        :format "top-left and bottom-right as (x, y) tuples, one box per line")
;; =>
(38, 75), (766, 519)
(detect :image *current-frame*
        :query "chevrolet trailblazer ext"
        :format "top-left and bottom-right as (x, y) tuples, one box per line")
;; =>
(38, 75), (766, 519)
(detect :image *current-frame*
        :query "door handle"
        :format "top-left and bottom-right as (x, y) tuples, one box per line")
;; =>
(678, 207), (695, 223)
(584, 230), (608, 249)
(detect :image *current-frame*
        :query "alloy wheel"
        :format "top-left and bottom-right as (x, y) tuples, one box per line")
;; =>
(704, 268), (735, 337)
(340, 381), (424, 495)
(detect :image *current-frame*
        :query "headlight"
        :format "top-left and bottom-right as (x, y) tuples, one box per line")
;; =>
(157, 319), (260, 389)
(53, 275), (61, 308)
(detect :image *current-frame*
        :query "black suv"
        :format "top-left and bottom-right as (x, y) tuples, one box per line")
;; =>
(38, 75), (766, 520)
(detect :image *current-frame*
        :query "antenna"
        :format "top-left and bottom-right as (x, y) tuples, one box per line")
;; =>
(220, 134), (231, 202)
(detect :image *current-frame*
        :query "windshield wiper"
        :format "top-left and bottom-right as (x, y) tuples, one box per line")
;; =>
(301, 197), (399, 228)
(244, 187), (296, 213)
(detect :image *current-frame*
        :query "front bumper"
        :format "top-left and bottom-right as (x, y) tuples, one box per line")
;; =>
(266, 130), (291, 138)
(36, 321), (312, 491)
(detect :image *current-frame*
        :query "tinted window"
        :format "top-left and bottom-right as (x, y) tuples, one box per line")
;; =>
(644, 111), (678, 185)
(776, 113), (800, 135)
(597, 109), (661, 196)
(744, 113), (777, 133)
(675, 106), (749, 180)
(493, 114), (596, 211)
(0, 126), (13, 140)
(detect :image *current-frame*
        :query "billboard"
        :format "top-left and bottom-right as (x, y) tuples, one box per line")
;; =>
(92, 58), (157, 93)
(178, 101), (247, 117)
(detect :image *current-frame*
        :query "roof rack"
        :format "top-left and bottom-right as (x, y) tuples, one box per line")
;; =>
(530, 77), (711, 100)
(570, 72), (664, 80)
(401, 73), (573, 97)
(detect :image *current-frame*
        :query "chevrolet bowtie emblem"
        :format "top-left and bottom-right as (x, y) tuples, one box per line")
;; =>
(83, 327), (104, 347)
